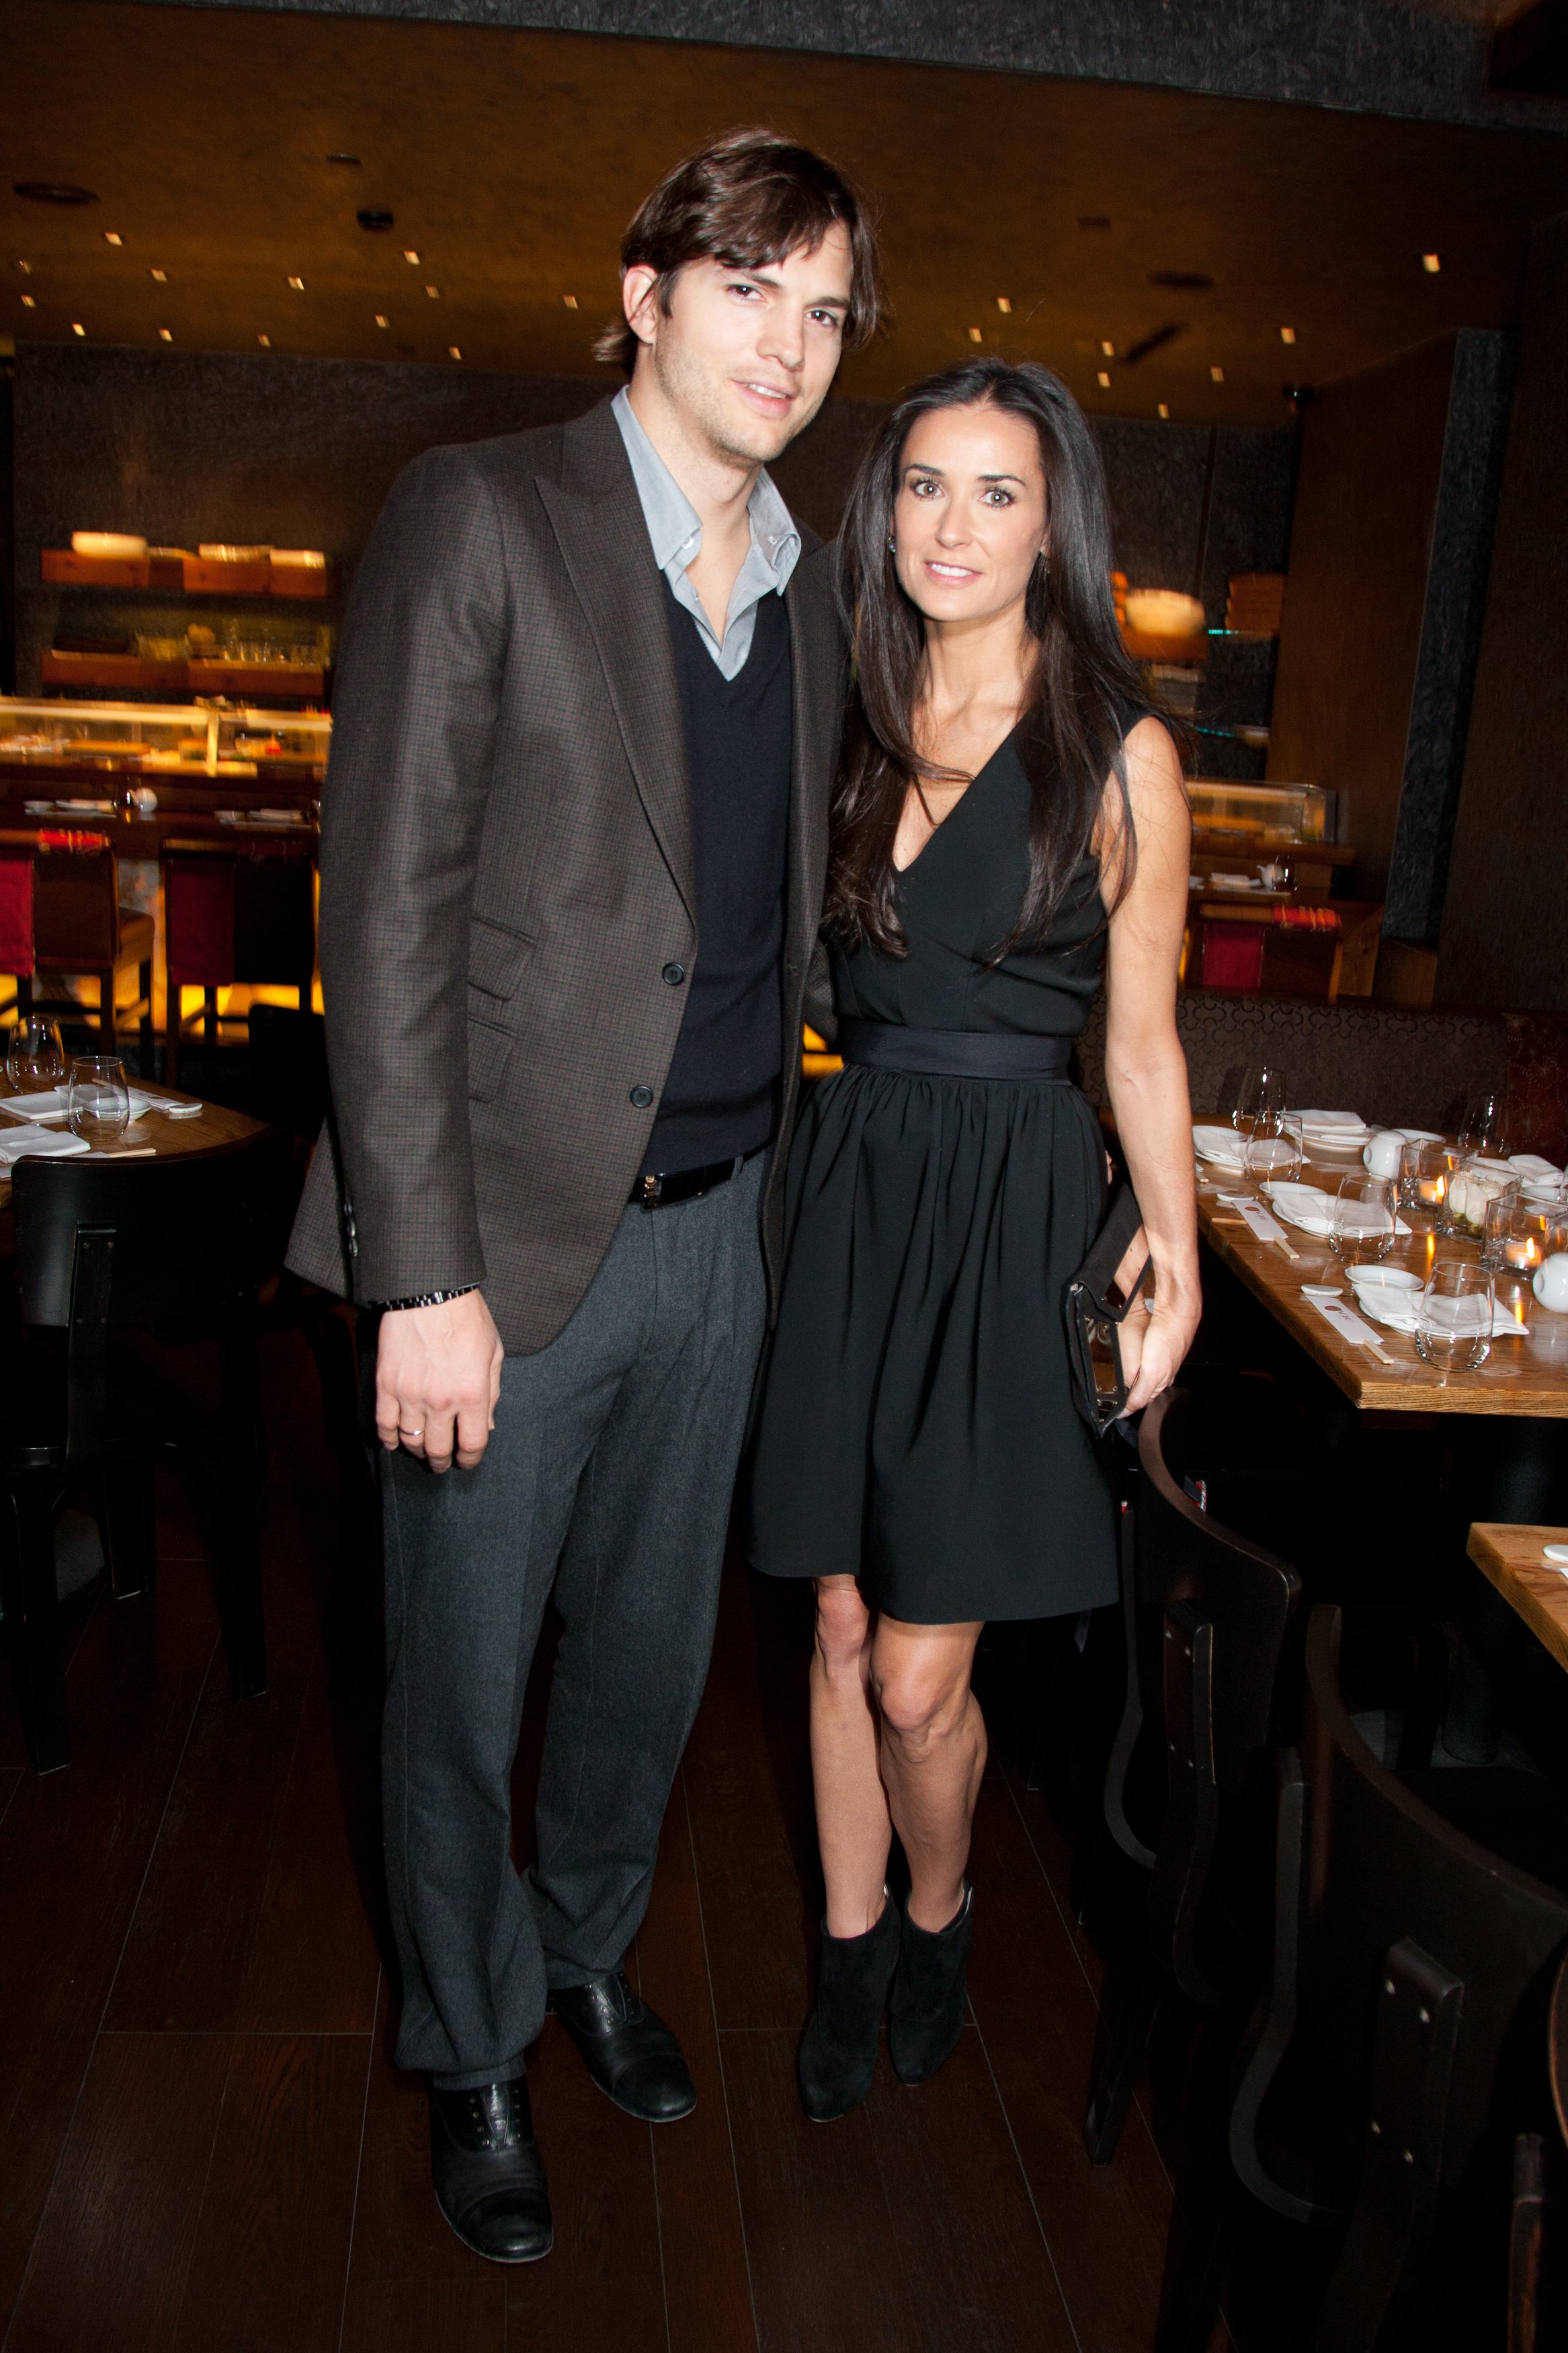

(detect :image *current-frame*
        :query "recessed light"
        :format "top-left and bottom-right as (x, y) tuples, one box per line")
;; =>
(968, 326), (982, 343)
(1280, 326), (1296, 344)
(1421, 251), (1441, 273)
(150, 268), (167, 282)
(403, 249), (420, 266)
(1157, 403), (1169, 419)
(1149, 270), (1213, 291)
(1097, 370), (1111, 387)
(1210, 365), (1225, 382)
(257, 333), (271, 346)
(563, 294), (579, 309)
(13, 182), (97, 206)
(20, 293), (36, 309)
(288, 275), (305, 290)
(448, 345), (462, 360)
(1078, 215), (1111, 229)
(103, 231), (123, 247)
(1100, 339), (1115, 356)
(327, 152), (362, 166)
(425, 284), (440, 299)
(374, 313), (389, 328)
(996, 296), (1012, 313)
(71, 321), (85, 336)
(17, 260), (32, 274)
(158, 327), (172, 342)
(358, 209), (395, 233)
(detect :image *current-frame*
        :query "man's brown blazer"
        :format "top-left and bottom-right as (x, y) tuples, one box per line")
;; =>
(286, 396), (848, 1353)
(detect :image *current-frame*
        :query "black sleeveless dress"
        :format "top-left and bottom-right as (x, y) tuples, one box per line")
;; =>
(748, 729), (1120, 1625)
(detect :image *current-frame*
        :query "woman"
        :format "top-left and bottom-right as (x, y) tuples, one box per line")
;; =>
(748, 358), (1200, 2122)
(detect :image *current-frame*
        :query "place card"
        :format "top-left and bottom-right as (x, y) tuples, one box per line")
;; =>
(1309, 1297), (1389, 1351)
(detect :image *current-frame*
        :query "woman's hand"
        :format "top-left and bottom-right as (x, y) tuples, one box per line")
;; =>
(1118, 1293), (1200, 1418)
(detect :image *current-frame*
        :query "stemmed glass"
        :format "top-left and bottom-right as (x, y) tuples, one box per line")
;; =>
(1458, 1092), (1510, 1159)
(6, 1015), (66, 1094)
(1233, 1066), (1288, 1140)
(1329, 1174), (1397, 1272)
(67, 1055), (131, 1150)
(1415, 1262), (1494, 1372)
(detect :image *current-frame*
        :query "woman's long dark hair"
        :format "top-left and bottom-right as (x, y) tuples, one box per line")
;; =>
(827, 357), (1154, 959)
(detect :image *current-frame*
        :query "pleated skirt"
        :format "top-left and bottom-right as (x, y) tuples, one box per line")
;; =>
(747, 1064), (1120, 1624)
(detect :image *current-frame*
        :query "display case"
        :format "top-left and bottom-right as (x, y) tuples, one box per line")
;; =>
(0, 699), (330, 781)
(1186, 779), (1331, 845)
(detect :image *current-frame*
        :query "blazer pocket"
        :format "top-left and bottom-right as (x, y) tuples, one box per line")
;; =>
(466, 921), (534, 1103)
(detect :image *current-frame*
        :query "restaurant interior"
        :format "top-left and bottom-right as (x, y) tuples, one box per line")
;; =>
(4, 0), (1568, 2344)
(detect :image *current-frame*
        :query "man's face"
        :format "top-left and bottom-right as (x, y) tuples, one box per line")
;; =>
(624, 225), (855, 465)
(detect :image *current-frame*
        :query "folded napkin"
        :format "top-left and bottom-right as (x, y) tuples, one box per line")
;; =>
(1192, 1123), (1247, 1166)
(1264, 1181), (1411, 1239)
(1289, 1109), (1364, 1129)
(0, 1124), (90, 1162)
(1358, 1293), (1527, 1338)
(0, 1086), (156, 1124)
(1510, 1154), (1564, 1185)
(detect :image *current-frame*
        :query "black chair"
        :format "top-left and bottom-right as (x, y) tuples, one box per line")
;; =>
(1229, 1605), (1568, 2352)
(0, 1131), (294, 1771)
(1085, 1386), (1301, 2166)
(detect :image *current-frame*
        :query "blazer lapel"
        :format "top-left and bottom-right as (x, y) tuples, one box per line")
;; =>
(536, 405), (694, 918)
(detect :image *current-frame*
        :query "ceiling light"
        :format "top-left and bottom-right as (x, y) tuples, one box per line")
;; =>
(403, 249), (420, 266)
(425, 284), (440, 299)
(968, 326), (982, 343)
(1097, 371), (1110, 388)
(448, 345), (462, 360)
(288, 275), (305, 290)
(150, 268), (167, 282)
(374, 313), (389, 328)
(1157, 403), (1169, 419)
(104, 231), (123, 247)
(327, 152), (362, 166)
(563, 294), (579, 309)
(14, 182), (97, 206)
(158, 327), (172, 342)
(1280, 326), (1296, 344)
(21, 294), (36, 309)
(1210, 365), (1225, 382)
(358, 209), (395, 233)
(996, 296), (1012, 313)
(1100, 339), (1115, 356)
(1422, 251), (1441, 273)
(72, 321), (85, 336)
(257, 333), (271, 346)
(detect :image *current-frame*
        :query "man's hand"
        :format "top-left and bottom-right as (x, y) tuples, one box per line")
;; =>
(376, 1289), (503, 1472)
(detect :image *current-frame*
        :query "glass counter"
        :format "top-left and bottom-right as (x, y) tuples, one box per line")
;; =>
(0, 698), (331, 780)
(1187, 779), (1329, 845)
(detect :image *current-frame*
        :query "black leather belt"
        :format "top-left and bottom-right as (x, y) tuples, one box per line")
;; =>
(837, 1021), (1075, 1081)
(630, 1150), (755, 1209)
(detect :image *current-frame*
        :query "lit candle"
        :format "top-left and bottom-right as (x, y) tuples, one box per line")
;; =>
(1505, 1236), (1541, 1270)
(1418, 1177), (1445, 1206)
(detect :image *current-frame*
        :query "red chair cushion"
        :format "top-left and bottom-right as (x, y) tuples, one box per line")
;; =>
(0, 856), (35, 976)
(165, 859), (237, 988)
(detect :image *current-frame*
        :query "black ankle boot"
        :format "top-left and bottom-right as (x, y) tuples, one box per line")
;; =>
(797, 1895), (900, 2122)
(889, 1886), (973, 2087)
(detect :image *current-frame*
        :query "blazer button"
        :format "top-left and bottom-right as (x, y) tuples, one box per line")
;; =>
(630, 1084), (654, 1109)
(661, 961), (686, 986)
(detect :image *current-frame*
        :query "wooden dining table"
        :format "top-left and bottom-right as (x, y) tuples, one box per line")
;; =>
(1193, 1127), (1568, 1419)
(1466, 1523), (1568, 1676)
(0, 1078), (263, 1214)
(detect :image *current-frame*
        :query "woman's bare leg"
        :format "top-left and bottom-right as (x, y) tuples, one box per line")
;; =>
(810, 1577), (893, 1938)
(870, 1616), (986, 1931)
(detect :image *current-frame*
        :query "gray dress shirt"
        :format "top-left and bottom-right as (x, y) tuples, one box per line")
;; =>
(612, 386), (800, 679)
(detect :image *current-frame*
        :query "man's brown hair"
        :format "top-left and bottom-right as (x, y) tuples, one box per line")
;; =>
(594, 126), (886, 375)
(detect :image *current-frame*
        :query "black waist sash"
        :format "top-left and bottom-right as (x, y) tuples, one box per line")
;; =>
(837, 1021), (1074, 1081)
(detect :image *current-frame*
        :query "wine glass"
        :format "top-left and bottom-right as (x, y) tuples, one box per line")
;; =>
(1415, 1261), (1493, 1372)
(67, 1055), (131, 1150)
(1232, 1066), (1288, 1140)
(1458, 1092), (1510, 1159)
(1329, 1174), (1397, 1271)
(6, 1014), (66, 1094)
(1243, 1115), (1302, 1188)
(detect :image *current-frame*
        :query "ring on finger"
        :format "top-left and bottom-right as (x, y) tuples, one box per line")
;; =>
(400, 1425), (425, 1439)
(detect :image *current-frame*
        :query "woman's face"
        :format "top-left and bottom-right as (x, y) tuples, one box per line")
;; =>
(890, 401), (1049, 629)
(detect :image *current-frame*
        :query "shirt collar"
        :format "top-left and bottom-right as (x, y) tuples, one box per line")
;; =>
(612, 385), (800, 592)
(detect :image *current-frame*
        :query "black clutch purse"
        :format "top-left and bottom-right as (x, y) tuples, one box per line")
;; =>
(1065, 1183), (1151, 1436)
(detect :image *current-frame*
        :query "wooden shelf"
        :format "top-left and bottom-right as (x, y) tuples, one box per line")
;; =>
(40, 650), (329, 698)
(42, 549), (338, 599)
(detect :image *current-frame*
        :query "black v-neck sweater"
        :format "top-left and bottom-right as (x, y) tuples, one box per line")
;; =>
(641, 579), (794, 1176)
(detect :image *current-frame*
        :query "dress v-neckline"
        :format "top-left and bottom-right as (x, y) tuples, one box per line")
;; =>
(892, 731), (1016, 879)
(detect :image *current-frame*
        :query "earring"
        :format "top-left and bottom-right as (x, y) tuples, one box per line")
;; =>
(887, 535), (896, 553)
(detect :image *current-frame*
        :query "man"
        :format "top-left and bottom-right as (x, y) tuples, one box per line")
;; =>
(287, 129), (885, 2262)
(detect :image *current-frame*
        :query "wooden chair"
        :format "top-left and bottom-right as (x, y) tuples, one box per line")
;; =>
(0, 1131), (293, 1771)
(0, 834), (154, 1062)
(161, 840), (316, 1086)
(1229, 1604), (1568, 2352)
(1085, 1386), (1301, 2165)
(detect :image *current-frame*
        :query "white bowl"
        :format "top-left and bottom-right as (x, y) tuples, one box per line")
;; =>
(71, 530), (147, 559)
(1348, 1266), (1421, 1293)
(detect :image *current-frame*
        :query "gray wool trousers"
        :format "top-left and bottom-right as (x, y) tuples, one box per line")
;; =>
(380, 1153), (767, 2089)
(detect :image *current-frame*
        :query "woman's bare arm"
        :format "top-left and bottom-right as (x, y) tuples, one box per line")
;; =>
(1100, 715), (1200, 1414)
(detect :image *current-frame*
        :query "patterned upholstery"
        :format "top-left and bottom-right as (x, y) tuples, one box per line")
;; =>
(1505, 1012), (1568, 1165)
(1074, 990), (1510, 1135)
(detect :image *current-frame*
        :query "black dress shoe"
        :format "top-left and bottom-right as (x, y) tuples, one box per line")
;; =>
(798, 1893), (900, 2122)
(429, 2077), (552, 2264)
(549, 1970), (696, 2122)
(889, 1885), (973, 2087)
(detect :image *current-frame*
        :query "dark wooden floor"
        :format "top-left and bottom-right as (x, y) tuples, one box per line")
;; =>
(0, 1328), (1235, 2353)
